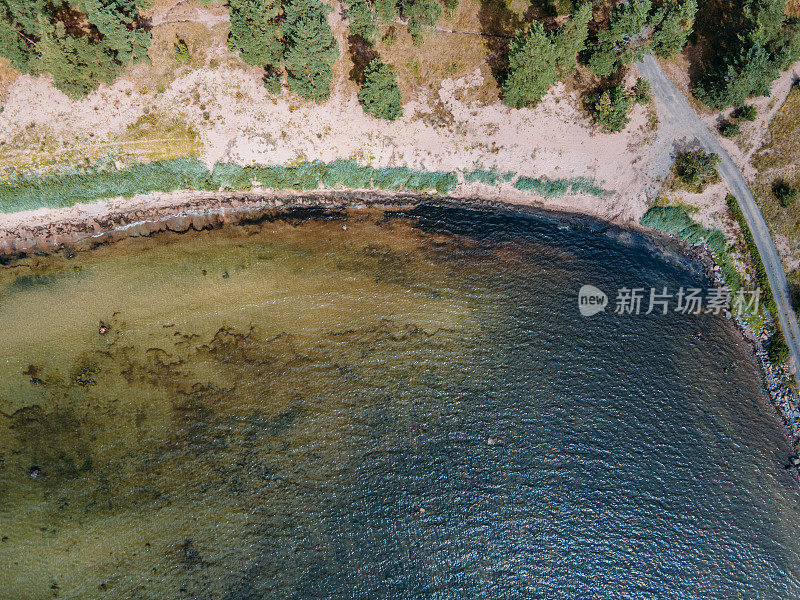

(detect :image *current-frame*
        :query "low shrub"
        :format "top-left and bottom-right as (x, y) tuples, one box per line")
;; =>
(768, 330), (790, 364)
(568, 177), (607, 196)
(175, 38), (190, 63)
(264, 69), (282, 95)
(210, 162), (252, 190)
(513, 176), (606, 198)
(720, 121), (741, 138)
(726, 192), (777, 316)
(773, 180), (799, 207)
(674, 150), (719, 192)
(586, 85), (632, 132)
(640, 207), (729, 259)
(632, 78), (652, 105)
(320, 159), (373, 188)
(463, 168), (514, 185)
(734, 104), (757, 121)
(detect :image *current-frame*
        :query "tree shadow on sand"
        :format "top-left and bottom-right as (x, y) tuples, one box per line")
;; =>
(477, 0), (528, 88)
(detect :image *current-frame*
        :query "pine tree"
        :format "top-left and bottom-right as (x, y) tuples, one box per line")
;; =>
(345, 0), (376, 41)
(553, 3), (592, 72)
(501, 4), (591, 109)
(227, 0), (283, 71)
(589, 85), (632, 132)
(37, 19), (124, 97)
(694, 0), (800, 108)
(74, 0), (149, 64)
(0, 0), (48, 72)
(648, 0), (697, 58)
(403, 0), (441, 44)
(502, 23), (561, 109)
(283, 0), (339, 102)
(358, 57), (402, 119)
(583, 0), (652, 77)
(697, 43), (785, 107)
(0, 0), (150, 96)
(374, 0), (398, 24)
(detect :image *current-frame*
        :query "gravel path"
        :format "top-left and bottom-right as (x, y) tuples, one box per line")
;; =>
(638, 53), (800, 388)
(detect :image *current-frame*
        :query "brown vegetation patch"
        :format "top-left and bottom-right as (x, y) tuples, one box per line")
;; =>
(0, 58), (18, 103)
(376, 25), (495, 102)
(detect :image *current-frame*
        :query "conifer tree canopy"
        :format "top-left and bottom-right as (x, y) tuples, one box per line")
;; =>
(403, 0), (441, 43)
(694, 0), (800, 108)
(374, 0), (398, 24)
(227, 0), (283, 70)
(501, 3), (591, 109)
(358, 57), (402, 120)
(283, 0), (339, 102)
(345, 0), (376, 41)
(0, 0), (150, 97)
(583, 0), (652, 77)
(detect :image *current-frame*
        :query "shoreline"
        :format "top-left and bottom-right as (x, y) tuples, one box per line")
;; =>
(0, 187), (641, 260)
(1, 187), (798, 454)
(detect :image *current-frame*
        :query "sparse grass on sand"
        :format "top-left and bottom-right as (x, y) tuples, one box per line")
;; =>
(751, 83), (800, 262)
(374, 0), (511, 105)
(0, 114), (201, 178)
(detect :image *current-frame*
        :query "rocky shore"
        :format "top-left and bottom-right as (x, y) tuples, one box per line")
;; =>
(0, 190), (417, 260)
(750, 328), (800, 443)
(700, 240), (800, 453)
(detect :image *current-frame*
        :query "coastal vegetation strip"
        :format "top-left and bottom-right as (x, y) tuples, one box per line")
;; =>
(640, 205), (762, 328)
(725, 193), (778, 317)
(0, 158), (607, 213)
(642, 201), (792, 375)
(513, 176), (606, 198)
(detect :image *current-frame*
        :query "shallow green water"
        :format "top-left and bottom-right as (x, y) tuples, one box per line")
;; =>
(0, 205), (798, 599)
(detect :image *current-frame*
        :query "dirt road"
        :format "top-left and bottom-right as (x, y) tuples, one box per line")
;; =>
(638, 53), (800, 388)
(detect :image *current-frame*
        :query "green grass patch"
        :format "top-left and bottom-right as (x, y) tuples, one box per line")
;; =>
(513, 176), (606, 198)
(0, 159), (215, 213)
(463, 168), (515, 185)
(0, 159), (467, 213)
(212, 161), (459, 194)
(0, 158), (609, 217)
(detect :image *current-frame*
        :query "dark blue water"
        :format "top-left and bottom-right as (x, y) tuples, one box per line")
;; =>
(0, 204), (797, 599)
